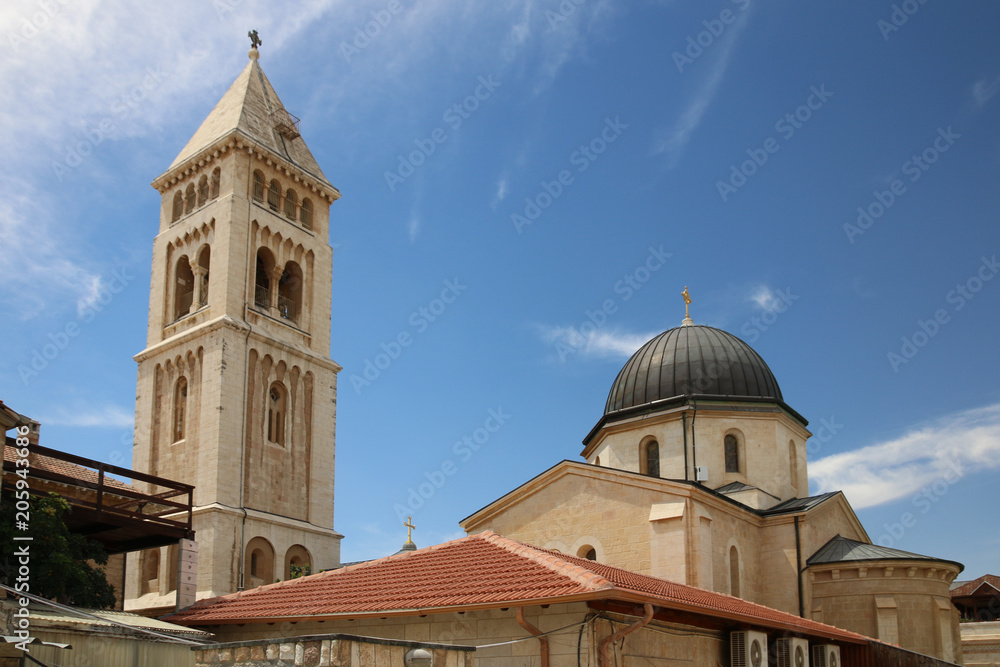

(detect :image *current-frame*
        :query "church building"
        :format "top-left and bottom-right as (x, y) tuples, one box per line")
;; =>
(132, 42), (967, 666)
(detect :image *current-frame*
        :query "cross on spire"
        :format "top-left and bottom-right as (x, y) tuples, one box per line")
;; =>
(682, 286), (694, 326)
(404, 516), (416, 544)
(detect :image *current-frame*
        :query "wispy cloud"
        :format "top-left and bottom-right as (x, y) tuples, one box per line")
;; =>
(810, 403), (1000, 509)
(651, 9), (751, 167)
(972, 75), (1000, 109)
(538, 324), (656, 360)
(407, 215), (421, 243)
(492, 175), (509, 210)
(42, 403), (135, 429)
(748, 285), (782, 311)
(0, 180), (103, 319)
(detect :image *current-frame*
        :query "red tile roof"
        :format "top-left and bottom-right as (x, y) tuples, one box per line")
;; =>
(168, 531), (867, 642)
(951, 574), (1000, 598)
(3, 443), (136, 493)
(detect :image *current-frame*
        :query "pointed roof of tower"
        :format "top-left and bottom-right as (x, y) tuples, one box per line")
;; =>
(169, 48), (332, 187)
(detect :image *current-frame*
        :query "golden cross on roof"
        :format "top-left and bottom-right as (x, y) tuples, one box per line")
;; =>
(404, 516), (416, 543)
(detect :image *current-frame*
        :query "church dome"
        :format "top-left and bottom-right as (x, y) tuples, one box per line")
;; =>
(604, 324), (782, 415)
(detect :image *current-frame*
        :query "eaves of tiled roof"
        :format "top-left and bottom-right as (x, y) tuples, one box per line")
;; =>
(3, 442), (136, 493)
(168, 531), (868, 643)
(950, 574), (1000, 598)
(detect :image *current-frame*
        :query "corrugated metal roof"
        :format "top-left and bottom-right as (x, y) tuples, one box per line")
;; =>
(760, 492), (839, 515)
(807, 534), (962, 569)
(604, 325), (783, 414)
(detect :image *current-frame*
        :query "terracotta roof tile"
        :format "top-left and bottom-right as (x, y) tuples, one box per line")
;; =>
(3, 443), (136, 493)
(168, 531), (867, 642)
(951, 574), (1000, 598)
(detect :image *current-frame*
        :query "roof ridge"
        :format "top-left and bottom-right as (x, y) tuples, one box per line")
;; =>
(477, 531), (615, 592)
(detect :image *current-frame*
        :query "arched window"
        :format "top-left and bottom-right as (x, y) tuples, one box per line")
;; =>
(252, 170), (265, 202)
(184, 183), (196, 215)
(725, 434), (740, 474)
(283, 188), (298, 220)
(645, 441), (660, 477)
(594, 456), (600, 466)
(197, 246), (211, 307)
(277, 261), (303, 322)
(284, 545), (312, 580)
(171, 191), (183, 222)
(254, 248), (275, 310)
(729, 545), (741, 597)
(300, 198), (313, 229)
(267, 382), (286, 446)
(210, 167), (221, 199)
(141, 548), (160, 595)
(173, 257), (194, 320)
(244, 537), (275, 589)
(577, 544), (597, 561)
(197, 175), (209, 206)
(267, 179), (281, 211)
(173, 376), (187, 442)
(789, 440), (799, 494)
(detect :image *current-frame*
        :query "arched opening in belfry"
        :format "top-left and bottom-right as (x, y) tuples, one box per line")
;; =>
(300, 198), (313, 229)
(173, 256), (194, 320)
(197, 175), (209, 207)
(254, 248), (275, 311)
(172, 191), (183, 222)
(196, 245), (211, 307)
(252, 170), (265, 202)
(277, 261), (303, 322)
(283, 188), (297, 221)
(184, 183), (196, 215)
(267, 179), (281, 212)
(210, 167), (221, 199)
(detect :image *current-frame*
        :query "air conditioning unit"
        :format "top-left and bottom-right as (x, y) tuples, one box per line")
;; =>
(775, 637), (809, 667)
(731, 630), (768, 667)
(812, 644), (840, 667)
(695, 466), (709, 482)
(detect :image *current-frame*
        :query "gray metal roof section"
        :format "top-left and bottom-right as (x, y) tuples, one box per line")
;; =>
(604, 325), (783, 415)
(807, 534), (959, 567)
(715, 481), (756, 493)
(169, 54), (332, 186)
(761, 492), (840, 515)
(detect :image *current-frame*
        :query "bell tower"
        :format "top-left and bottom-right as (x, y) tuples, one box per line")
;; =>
(126, 43), (342, 611)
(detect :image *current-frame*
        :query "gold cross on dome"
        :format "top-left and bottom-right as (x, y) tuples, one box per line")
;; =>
(404, 516), (416, 542)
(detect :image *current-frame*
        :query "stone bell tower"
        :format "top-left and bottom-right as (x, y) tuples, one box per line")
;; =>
(125, 42), (342, 611)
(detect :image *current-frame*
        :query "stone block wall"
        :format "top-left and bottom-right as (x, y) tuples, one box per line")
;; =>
(194, 634), (474, 667)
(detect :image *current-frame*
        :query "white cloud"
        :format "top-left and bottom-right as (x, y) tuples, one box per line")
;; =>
(407, 215), (421, 243)
(972, 75), (1000, 108)
(0, 180), (104, 319)
(42, 403), (135, 429)
(749, 285), (782, 311)
(538, 324), (656, 361)
(492, 175), (509, 210)
(810, 403), (1000, 509)
(651, 9), (751, 167)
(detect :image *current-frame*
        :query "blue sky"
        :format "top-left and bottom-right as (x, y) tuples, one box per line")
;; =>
(2, 1), (999, 577)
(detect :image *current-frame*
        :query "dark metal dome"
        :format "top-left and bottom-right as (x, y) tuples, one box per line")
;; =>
(604, 325), (782, 414)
